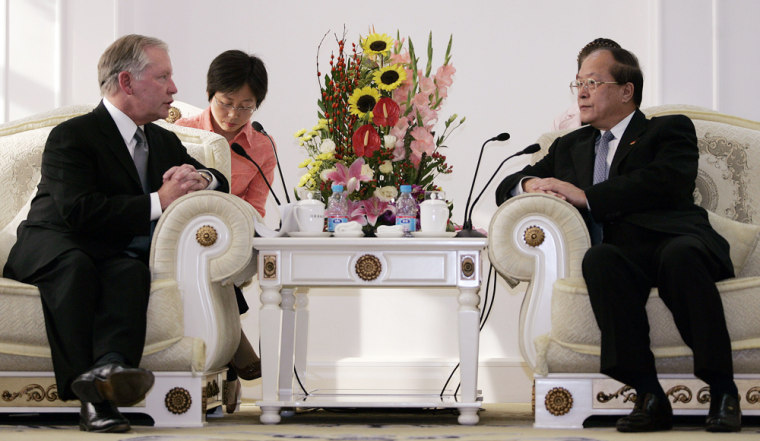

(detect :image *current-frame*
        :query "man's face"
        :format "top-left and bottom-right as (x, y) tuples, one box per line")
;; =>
(129, 46), (178, 124)
(576, 50), (629, 131)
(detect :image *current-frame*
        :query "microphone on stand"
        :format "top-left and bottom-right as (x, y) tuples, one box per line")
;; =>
(252, 121), (290, 203)
(456, 132), (510, 237)
(461, 143), (541, 236)
(230, 142), (281, 206)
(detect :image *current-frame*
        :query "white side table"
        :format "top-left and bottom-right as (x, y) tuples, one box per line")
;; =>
(253, 236), (488, 425)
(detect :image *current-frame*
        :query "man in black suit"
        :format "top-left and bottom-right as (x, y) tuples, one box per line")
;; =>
(3, 34), (229, 433)
(495, 47), (740, 432)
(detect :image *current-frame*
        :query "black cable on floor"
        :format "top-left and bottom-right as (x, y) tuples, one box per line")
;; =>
(295, 366), (309, 396)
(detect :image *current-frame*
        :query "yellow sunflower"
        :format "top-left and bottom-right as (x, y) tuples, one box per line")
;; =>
(362, 33), (394, 55)
(348, 86), (381, 117)
(374, 64), (407, 91)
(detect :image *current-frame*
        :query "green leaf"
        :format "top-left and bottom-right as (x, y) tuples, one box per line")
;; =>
(444, 34), (453, 65)
(425, 31), (433, 78)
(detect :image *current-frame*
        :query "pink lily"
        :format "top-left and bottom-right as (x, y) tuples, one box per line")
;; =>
(325, 157), (372, 193)
(360, 197), (396, 226)
(348, 199), (368, 225)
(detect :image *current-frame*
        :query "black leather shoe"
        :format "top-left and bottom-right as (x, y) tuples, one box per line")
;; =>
(71, 363), (154, 406)
(616, 392), (673, 432)
(706, 393), (741, 432)
(79, 401), (130, 433)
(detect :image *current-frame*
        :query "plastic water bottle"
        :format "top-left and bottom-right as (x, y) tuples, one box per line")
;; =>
(395, 185), (418, 234)
(325, 184), (349, 232)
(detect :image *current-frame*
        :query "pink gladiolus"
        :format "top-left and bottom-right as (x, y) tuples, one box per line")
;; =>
(419, 75), (436, 96)
(392, 143), (407, 162)
(352, 124), (382, 158)
(409, 126), (435, 166)
(390, 51), (411, 65)
(435, 64), (456, 88)
(412, 92), (429, 108)
(325, 157), (372, 193)
(417, 105), (438, 128)
(391, 116), (410, 144)
(360, 197), (396, 226)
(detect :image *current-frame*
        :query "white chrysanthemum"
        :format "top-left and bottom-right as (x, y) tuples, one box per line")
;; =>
(361, 164), (375, 180)
(320, 168), (336, 182)
(320, 139), (336, 154)
(374, 185), (398, 202)
(383, 135), (397, 149)
(379, 160), (393, 174)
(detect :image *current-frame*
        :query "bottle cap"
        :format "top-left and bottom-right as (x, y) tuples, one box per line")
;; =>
(400, 185), (412, 193)
(332, 184), (344, 192)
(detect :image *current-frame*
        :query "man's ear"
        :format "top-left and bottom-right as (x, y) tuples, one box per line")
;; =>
(622, 82), (634, 103)
(118, 71), (133, 95)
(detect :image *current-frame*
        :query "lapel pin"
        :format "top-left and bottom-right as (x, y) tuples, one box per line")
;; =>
(630, 140), (637, 145)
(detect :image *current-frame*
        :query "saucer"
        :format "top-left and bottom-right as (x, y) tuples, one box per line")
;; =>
(289, 231), (331, 237)
(333, 231), (364, 238)
(375, 232), (404, 238)
(411, 231), (457, 238)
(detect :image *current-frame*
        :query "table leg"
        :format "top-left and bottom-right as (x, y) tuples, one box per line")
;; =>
(457, 285), (481, 425)
(259, 285), (282, 424)
(294, 288), (310, 378)
(278, 288), (297, 401)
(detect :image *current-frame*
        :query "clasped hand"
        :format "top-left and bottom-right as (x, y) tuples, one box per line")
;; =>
(523, 177), (587, 208)
(158, 164), (209, 209)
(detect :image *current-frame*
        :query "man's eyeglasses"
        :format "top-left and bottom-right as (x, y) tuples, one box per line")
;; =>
(569, 79), (620, 94)
(214, 96), (256, 115)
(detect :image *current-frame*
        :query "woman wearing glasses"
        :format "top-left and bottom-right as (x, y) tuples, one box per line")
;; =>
(177, 49), (275, 217)
(176, 50), (274, 412)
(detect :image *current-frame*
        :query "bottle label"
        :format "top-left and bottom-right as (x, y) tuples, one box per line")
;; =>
(396, 215), (417, 232)
(327, 216), (348, 232)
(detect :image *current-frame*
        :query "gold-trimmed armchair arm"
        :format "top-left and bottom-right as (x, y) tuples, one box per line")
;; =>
(488, 193), (591, 370)
(149, 190), (257, 371)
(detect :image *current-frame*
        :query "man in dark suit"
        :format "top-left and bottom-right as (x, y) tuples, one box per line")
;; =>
(3, 34), (229, 433)
(495, 47), (740, 432)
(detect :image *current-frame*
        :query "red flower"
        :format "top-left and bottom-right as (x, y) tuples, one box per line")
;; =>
(352, 124), (381, 157)
(372, 97), (400, 127)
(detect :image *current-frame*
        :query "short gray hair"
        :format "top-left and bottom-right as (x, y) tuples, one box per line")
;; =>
(97, 34), (168, 96)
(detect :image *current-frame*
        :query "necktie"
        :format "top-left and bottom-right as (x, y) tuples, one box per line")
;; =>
(133, 127), (150, 193)
(589, 131), (615, 245)
(593, 131), (615, 184)
(127, 127), (152, 258)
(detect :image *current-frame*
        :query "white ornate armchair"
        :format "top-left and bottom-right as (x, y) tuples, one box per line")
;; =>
(0, 104), (258, 427)
(488, 105), (760, 428)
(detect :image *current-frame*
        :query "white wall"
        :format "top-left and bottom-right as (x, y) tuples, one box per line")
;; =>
(1, 0), (759, 403)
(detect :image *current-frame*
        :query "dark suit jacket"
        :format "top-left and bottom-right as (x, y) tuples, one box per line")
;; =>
(4, 101), (229, 281)
(495, 109), (733, 277)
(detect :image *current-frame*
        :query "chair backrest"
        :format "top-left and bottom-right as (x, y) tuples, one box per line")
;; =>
(0, 103), (230, 268)
(533, 105), (760, 225)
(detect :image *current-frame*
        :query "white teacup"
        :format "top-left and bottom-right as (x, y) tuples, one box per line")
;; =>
(419, 199), (448, 233)
(295, 199), (325, 233)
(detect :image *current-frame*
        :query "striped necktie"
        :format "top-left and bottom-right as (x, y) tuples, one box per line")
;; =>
(133, 127), (150, 193)
(593, 131), (615, 184)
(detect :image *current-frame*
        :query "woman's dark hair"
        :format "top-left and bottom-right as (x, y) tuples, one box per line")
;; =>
(206, 50), (268, 106)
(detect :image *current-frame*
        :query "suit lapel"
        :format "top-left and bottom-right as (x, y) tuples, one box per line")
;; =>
(571, 127), (599, 188)
(93, 102), (144, 191)
(610, 109), (647, 177)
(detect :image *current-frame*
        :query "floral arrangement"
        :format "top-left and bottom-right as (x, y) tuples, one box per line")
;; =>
(295, 29), (464, 234)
